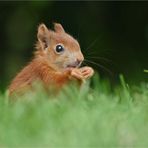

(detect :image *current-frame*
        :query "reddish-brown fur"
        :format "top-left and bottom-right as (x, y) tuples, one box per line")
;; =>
(9, 58), (70, 95)
(9, 23), (94, 96)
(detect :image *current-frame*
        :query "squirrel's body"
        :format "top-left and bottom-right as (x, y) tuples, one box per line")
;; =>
(9, 56), (71, 95)
(9, 23), (94, 96)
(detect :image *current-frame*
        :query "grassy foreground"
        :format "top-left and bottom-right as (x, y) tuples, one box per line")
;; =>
(0, 75), (148, 147)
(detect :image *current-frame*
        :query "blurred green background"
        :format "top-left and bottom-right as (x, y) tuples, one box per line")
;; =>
(0, 1), (148, 90)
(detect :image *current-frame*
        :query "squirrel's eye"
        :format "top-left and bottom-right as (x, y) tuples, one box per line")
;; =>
(55, 45), (64, 53)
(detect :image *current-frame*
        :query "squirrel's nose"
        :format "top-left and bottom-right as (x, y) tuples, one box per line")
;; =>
(76, 59), (82, 66)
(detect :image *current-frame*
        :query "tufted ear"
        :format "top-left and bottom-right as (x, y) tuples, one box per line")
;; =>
(37, 23), (50, 50)
(54, 23), (65, 33)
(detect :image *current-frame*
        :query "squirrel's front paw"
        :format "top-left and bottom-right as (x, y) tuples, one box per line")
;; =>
(80, 66), (94, 79)
(70, 68), (84, 80)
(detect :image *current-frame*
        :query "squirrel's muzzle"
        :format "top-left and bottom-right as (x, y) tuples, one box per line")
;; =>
(67, 59), (82, 68)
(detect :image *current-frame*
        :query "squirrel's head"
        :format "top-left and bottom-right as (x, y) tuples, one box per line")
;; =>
(36, 23), (84, 71)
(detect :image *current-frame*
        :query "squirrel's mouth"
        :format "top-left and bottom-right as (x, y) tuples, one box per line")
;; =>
(67, 64), (78, 68)
(66, 60), (82, 68)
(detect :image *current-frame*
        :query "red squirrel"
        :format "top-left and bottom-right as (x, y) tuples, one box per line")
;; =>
(9, 23), (94, 96)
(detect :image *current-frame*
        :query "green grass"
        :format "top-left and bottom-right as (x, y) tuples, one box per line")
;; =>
(0, 75), (148, 147)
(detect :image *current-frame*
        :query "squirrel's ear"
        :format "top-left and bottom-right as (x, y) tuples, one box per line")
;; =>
(54, 23), (65, 33)
(37, 24), (50, 49)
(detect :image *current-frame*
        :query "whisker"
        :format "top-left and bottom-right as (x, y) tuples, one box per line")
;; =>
(82, 37), (99, 55)
(85, 56), (116, 67)
(84, 50), (98, 56)
(85, 56), (112, 63)
(84, 48), (113, 57)
(81, 61), (89, 67)
(84, 59), (113, 76)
